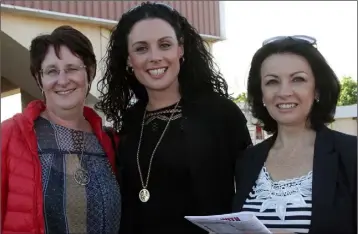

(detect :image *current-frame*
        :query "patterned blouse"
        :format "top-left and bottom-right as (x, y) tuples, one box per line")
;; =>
(34, 117), (121, 234)
(241, 167), (312, 234)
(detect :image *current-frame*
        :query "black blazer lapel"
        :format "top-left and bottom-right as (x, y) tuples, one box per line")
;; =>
(233, 127), (347, 233)
(309, 127), (339, 233)
(233, 136), (275, 211)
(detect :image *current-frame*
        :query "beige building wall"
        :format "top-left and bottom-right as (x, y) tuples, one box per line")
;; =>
(1, 11), (214, 124)
(1, 12), (110, 100)
(2, 12), (213, 103)
(329, 118), (357, 136)
(20, 89), (37, 111)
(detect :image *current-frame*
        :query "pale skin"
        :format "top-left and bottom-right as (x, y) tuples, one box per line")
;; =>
(127, 18), (184, 111)
(39, 45), (92, 132)
(260, 53), (317, 234)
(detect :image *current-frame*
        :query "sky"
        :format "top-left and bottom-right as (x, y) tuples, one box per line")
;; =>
(212, 1), (357, 96)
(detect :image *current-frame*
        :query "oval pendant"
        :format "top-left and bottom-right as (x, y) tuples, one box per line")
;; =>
(139, 188), (150, 202)
(74, 168), (90, 186)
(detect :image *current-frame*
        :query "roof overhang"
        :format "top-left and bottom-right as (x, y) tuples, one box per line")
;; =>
(1, 30), (98, 104)
(1, 3), (224, 42)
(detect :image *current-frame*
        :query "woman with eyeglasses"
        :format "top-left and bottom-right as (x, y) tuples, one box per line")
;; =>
(95, 2), (252, 234)
(232, 36), (357, 234)
(1, 26), (121, 234)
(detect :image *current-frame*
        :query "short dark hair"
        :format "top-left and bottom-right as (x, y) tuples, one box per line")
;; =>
(247, 38), (340, 133)
(95, 2), (229, 131)
(29, 25), (97, 88)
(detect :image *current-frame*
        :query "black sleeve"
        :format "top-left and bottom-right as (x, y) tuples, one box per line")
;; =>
(335, 132), (357, 233)
(226, 101), (253, 162)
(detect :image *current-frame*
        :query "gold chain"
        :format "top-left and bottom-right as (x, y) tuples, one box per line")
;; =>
(136, 101), (180, 190)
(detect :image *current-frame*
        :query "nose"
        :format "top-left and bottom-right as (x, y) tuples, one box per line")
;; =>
(278, 81), (294, 97)
(56, 71), (70, 86)
(148, 48), (163, 62)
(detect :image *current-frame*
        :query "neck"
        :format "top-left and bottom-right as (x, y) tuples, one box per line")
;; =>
(146, 83), (181, 111)
(275, 123), (315, 148)
(42, 105), (89, 132)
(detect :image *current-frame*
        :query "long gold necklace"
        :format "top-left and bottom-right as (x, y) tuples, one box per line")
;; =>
(50, 122), (90, 185)
(136, 101), (180, 202)
(72, 135), (90, 186)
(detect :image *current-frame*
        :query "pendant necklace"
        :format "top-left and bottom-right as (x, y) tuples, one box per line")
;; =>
(73, 134), (90, 186)
(50, 122), (90, 186)
(136, 101), (180, 202)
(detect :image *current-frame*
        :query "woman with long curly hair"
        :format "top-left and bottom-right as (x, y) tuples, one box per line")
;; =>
(96, 2), (252, 233)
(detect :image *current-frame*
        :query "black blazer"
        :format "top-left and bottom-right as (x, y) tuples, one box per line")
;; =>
(232, 126), (357, 234)
(118, 93), (253, 233)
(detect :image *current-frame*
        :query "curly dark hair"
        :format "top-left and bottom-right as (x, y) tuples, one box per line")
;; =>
(247, 38), (340, 134)
(95, 2), (229, 131)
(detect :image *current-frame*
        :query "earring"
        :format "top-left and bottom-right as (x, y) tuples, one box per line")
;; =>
(180, 57), (185, 65)
(263, 102), (266, 107)
(315, 95), (320, 103)
(126, 66), (133, 75)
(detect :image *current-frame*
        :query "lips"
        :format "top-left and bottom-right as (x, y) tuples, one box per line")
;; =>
(147, 67), (168, 78)
(276, 103), (298, 109)
(56, 88), (76, 95)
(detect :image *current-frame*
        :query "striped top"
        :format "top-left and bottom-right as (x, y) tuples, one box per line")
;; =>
(241, 167), (312, 234)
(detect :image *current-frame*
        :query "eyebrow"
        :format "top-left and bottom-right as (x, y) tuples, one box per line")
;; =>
(131, 36), (174, 47)
(43, 63), (80, 70)
(264, 71), (307, 78)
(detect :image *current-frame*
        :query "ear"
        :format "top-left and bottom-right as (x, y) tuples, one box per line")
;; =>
(88, 67), (96, 82)
(178, 37), (184, 57)
(178, 45), (184, 58)
(35, 76), (43, 90)
(127, 57), (132, 67)
(314, 92), (320, 102)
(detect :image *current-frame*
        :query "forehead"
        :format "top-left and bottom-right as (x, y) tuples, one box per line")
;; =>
(261, 53), (312, 75)
(128, 18), (177, 44)
(42, 45), (82, 68)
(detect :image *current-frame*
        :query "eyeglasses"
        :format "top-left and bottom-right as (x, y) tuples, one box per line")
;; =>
(40, 65), (86, 79)
(262, 35), (317, 46)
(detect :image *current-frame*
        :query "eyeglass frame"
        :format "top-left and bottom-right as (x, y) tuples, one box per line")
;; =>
(262, 35), (317, 47)
(40, 64), (87, 79)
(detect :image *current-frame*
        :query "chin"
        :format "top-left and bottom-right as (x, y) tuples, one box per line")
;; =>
(146, 82), (176, 92)
(55, 101), (82, 111)
(276, 118), (304, 127)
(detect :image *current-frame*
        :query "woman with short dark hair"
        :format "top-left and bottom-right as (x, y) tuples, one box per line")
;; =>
(233, 36), (357, 234)
(1, 25), (121, 234)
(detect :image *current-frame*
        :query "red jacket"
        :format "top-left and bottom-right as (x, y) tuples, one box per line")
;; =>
(1, 100), (119, 234)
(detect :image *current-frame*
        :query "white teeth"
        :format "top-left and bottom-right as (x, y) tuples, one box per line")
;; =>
(57, 89), (74, 95)
(278, 103), (297, 109)
(148, 68), (166, 76)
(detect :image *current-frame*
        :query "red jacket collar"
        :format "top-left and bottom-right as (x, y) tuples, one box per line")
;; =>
(23, 100), (103, 133)
(18, 100), (117, 173)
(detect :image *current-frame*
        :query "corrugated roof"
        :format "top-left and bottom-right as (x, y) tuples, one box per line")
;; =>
(1, 1), (223, 39)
